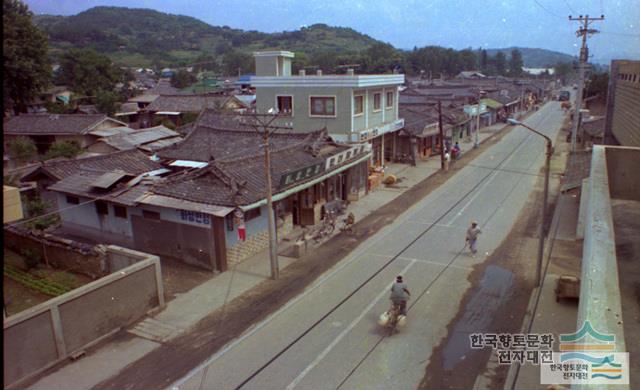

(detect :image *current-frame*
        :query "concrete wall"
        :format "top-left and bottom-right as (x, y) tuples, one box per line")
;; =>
(578, 146), (627, 364)
(3, 246), (164, 389)
(605, 146), (640, 201)
(58, 193), (133, 238)
(256, 86), (398, 137)
(609, 60), (640, 147)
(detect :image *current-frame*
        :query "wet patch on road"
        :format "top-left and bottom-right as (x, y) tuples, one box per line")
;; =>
(441, 265), (515, 370)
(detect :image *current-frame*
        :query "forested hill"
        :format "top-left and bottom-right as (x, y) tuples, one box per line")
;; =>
(33, 6), (577, 73)
(33, 6), (380, 67)
(485, 47), (576, 68)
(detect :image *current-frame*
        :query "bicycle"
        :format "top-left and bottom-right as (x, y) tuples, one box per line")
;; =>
(312, 211), (337, 243)
(339, 212), (355, 234)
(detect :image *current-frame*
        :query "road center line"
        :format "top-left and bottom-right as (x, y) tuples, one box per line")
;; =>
(284, 259), (417, 390)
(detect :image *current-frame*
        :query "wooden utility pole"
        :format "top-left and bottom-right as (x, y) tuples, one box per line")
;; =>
(569, 14), (604, 153)
(245, 111), (286, 280)
(438, 100), (445, 170)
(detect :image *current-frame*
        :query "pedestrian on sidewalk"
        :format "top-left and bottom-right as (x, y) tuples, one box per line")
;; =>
(444, 149), (451, 172)
(453, 142), (461, 160)
(466, 220), (482, 256)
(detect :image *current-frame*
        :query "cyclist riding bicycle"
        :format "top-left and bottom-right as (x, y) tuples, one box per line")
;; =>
(390, 275), (411, 316)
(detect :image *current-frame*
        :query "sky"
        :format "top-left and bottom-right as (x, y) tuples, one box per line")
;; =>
(24, 0), (640, 63)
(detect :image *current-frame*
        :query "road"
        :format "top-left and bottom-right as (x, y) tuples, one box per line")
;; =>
(173, 100), (566, 390)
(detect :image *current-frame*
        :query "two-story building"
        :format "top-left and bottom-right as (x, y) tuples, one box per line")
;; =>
(251, 51), (405, 166)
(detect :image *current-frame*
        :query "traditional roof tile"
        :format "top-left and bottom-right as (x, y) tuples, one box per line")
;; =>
(4, 114), (125, 135)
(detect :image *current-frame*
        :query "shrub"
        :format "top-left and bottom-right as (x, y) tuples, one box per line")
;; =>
(24, 198), (60, 230)
(44, 140), (81, 160)
(21, 248), (41, 270)
(7, 136), (37, 160)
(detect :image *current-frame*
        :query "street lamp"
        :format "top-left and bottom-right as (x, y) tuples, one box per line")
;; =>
(507, 118), (553, 287)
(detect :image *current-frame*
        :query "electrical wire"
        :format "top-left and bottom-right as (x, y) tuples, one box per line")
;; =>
(562, 0), (576, 15)
(532, 0), (566, 19)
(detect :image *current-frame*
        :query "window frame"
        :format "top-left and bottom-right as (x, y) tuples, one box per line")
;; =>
(386, 91), (394, 109)
(353, 95), (364, 116)
(244, 207), (261, 221)
(142, 210), (161, 220)
(66, 195), (79, 205)
(276, 95), (294, 117)
(309, 95), (337, 118)
(114, 205), (127, 219)
(95, 201), (109, 216)
(373, 92), (382, 112)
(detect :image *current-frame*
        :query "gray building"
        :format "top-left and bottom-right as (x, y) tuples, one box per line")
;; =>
(251, 51), (404, 165)
(604, 60), (640, 146)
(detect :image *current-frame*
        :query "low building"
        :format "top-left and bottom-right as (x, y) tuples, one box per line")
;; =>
(144, 94), (242, 127)
(34, 113), (371, 271)
(3, 114), (127, 155)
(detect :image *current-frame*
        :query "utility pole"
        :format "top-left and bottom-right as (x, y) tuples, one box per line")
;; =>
(245, 111), (286, 280)
(475, 97), (481, 148)
(569, 14), (604, 153)
(438, 100), (445, 170)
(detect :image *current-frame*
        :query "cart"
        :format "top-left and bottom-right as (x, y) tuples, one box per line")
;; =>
(555, 275), (580, 302)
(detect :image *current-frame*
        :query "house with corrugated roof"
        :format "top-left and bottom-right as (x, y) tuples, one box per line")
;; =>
(87, 125), (182, 154)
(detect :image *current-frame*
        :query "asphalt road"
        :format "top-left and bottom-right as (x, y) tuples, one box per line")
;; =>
(172, 101), (566, 390)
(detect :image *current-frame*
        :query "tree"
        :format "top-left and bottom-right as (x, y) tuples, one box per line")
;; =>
(44, 140), (81, 160)
(479, 49), (488, 72)
(495, 52), (507, 76)
(554, 62), (573, 85)
(3, 0), (51, 115)
(96, 90), (120, 116)
(363, 43), (401, 73)
(170, 69), (197, 89)
(509, 49), (524, 77)
(222, 50), (253, 76)
(7, 136), (37, 161)
(58, 48), (121, 97)
(585, 71), (609, 98)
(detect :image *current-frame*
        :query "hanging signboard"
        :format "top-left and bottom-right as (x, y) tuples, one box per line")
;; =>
(279, 162), (325, 189)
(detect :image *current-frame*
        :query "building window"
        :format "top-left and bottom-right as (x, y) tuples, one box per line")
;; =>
(373, 93), (381, 111)
(142, 210), (160, 220)
(277, 95), (293, 116)
(226, 215), (234, 231)
(66, 195), (79, 205)
(244, 207), (261, 221)
(310, 96), (335, 116)
(95, 201), (108, 215)
(386, 91), (394, 108)
(354, 95), (364, 115)
(114, 205), (127, 219)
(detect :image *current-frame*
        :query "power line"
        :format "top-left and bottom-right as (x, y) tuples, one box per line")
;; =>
(600, 31), (640, 37)
(533, 0), (566, 19)
(562, 0), (576, 14)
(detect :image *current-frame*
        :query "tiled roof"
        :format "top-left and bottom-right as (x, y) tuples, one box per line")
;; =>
(152, 130), (356, 207)
(158, 113), (304, 162)
(146, 94), (230, 113)
(4, 114), (124, 135)
(25, 149), (162, 181)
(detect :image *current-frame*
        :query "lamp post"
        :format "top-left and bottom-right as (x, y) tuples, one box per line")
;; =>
(507, 118), (553, 287)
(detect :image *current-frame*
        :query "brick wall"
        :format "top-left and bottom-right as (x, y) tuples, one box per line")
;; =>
(3, 227), (106, 279)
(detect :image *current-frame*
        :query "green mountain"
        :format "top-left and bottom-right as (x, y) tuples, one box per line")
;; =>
(485, 47), (577, 68)
(34, 6), (379, 68)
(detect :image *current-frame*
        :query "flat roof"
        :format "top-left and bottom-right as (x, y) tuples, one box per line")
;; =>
(253, 51), (295, 58)
(250, 74), (405, 88)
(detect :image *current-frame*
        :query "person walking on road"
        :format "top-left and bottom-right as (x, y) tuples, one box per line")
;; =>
(466, 220), (482, 256)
